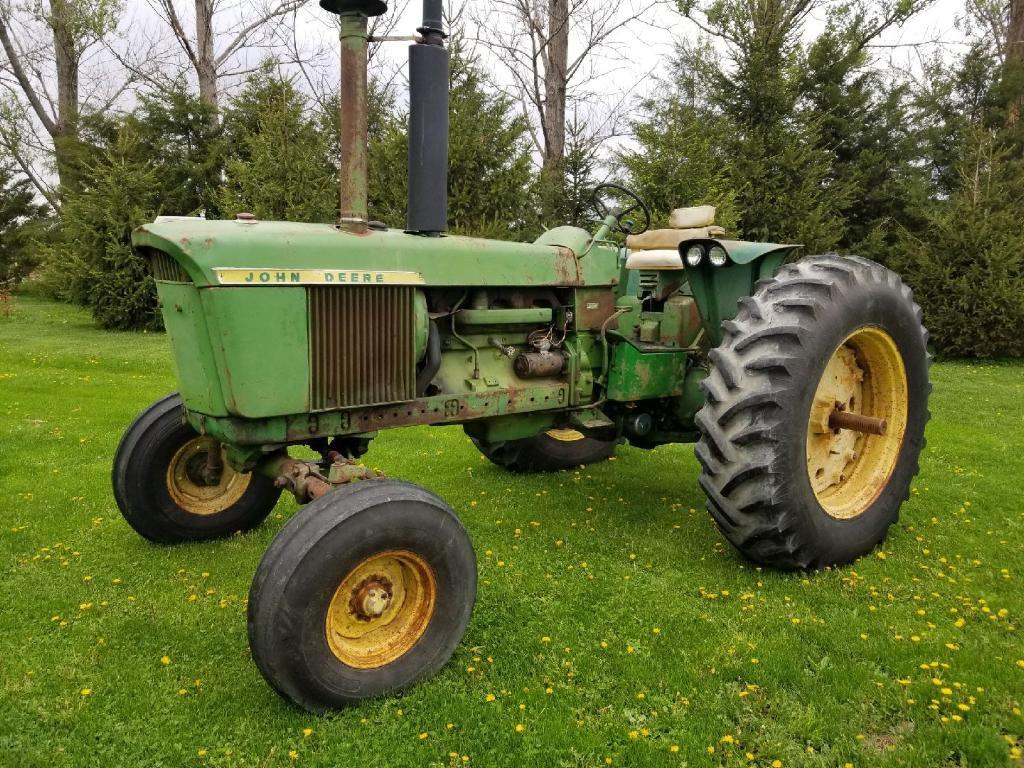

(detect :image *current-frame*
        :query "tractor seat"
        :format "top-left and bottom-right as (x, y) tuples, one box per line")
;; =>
(624, 205), (724, 269)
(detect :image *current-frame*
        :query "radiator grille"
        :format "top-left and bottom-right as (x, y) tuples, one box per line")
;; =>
(309, 286), (417, 410)
(150, 251), (190, 282)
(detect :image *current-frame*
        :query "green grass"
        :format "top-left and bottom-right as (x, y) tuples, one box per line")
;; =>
(1, 296), (1022, 768)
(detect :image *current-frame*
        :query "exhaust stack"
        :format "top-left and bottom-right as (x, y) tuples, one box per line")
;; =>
(407, 0), (449, 235)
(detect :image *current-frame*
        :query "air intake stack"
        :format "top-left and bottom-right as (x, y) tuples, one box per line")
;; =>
(407, 0), (449, 235)
(321, 0), (388, 233)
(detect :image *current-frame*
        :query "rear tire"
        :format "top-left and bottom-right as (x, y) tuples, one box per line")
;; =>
(112, 393), (281, 543)
(247, 480), (477, 711)
(694, 255), (930, 569)
(468, 429), (618, 472)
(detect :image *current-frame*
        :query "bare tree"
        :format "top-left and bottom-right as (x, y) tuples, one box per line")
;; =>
(0, 0), (120, 199)
(474, 0), (661, 218)
(149, 0), (309, 124)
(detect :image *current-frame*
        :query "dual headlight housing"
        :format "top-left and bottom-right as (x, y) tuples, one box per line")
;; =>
(684, 243), (729, 268)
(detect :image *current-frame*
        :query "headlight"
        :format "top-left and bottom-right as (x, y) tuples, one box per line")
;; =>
(684, 244), (704, 267)
(708, 245), (728, 267)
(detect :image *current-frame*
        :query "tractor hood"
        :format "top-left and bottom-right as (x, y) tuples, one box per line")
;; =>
(132, 217), (615, 288)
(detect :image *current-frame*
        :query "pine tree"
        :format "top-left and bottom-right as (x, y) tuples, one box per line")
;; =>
(219, 63), (337, 223)
(0, 164), (49, 283)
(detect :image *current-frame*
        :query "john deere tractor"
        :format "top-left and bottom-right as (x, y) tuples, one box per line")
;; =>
(114, 0), (930, 712)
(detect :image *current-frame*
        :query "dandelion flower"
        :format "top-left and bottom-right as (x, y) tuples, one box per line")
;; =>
(161, 655), (171, 665)
(303, 728), (312, 737)
(515, 724), (525, 733)
(670, 745), (679, 753)
(80, 688), (92, 696)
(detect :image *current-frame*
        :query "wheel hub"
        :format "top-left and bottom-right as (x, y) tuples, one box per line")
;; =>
(349, 576), (394, 620)
(325, 550), (436, 669)
(806, 326), (908, 520)
(166, 436), (250, 516)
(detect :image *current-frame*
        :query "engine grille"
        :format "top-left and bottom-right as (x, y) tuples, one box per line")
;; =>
(150, 251), (191, 282)
(638, 270), (659, 296)
(308, 286), (417, 411)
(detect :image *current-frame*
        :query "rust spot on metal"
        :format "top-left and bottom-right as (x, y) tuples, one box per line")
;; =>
(829, 407), (887, 436)
(553, 247), (581, 285)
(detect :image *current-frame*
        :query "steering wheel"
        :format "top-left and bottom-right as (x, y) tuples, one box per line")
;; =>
(591, 183), (651, 236)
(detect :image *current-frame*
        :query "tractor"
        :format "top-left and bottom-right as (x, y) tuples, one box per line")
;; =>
(114, 0), (930, 713)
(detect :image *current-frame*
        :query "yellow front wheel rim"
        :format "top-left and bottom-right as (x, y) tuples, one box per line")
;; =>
(325, 550), (436, 669)
(546, 428), (586, 442)
(806, 326), (908, 520)
(166, 436), (250, 516)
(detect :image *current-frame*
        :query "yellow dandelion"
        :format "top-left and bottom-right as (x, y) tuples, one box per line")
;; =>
(160, 655), (171, 665)
(303, 728), (313, 737)
(418, 732), (428, 740)
(707, 746), (715, 754)
(515, 723), (525, 733)
(721, 735), (735, 744)
(198, 749), (207, 757)
(485, 693), (496, 702)
(772, 761), (783, 768)
(80, 688), (92, 696)
(545, 687), (553, 694)
(670, 745), (679, 753)
(288, 750), (298, 760)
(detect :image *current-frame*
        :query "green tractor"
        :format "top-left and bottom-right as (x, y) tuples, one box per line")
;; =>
(114, 0), (930, 712)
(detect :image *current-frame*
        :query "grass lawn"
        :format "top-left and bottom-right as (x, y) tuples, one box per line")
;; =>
(1, 296), (1022, 768)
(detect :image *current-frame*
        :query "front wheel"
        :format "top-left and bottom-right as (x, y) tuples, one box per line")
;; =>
(468, 428), (618, 472)
(247, 480), (477, 712)
(112, 393), (281, 543)
(695, 255), (930, 569)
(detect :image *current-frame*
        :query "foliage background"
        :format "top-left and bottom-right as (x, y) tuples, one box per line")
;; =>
(1, 6), (1022, 353)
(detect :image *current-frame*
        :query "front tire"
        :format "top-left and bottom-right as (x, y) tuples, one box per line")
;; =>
(468, 428), (618, 472)
(112, 393), (281, 543)
(247, 480), (477, 712)
(695, 255), (930, 569)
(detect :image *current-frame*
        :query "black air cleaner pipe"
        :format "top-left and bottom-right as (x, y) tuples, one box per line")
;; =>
(406, 0), (448, 235)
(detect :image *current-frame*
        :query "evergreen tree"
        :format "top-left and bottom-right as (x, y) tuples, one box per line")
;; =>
(364, 35), (536, 239)
(220, 63), (337, 223)
(893, 127), (1024, 358)
(0, 164), (49, 283)
(40, 128), (163, 330)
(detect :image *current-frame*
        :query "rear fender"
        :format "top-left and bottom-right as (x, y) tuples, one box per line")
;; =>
(681, 239), (801, 347)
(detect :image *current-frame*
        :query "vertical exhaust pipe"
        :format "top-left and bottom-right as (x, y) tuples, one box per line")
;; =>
(407, 0), (449, 235)
(322, 0), (388, 233)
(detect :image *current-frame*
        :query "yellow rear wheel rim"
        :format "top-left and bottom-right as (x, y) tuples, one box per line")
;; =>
(806, 326), (908, 520)
(166, 436), (250, 516)
(546, 428), (586, 442)
(325, 550), (436, 669)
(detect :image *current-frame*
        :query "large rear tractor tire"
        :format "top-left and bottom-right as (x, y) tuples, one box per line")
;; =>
(468, 428), (618, 473)
(695, 255), (930, 569)
(112, 393), (282, 543)
(247, 480), (477, 711)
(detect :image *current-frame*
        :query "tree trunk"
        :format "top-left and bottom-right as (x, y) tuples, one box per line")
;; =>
(540, 0), (569, 220)
(1006, 0), (1024, 125)
(49, 0), (80, 191)
(195, 0), (219, 125)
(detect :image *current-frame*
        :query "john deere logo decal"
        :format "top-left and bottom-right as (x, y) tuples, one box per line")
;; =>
(214, 269), (425, 285)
